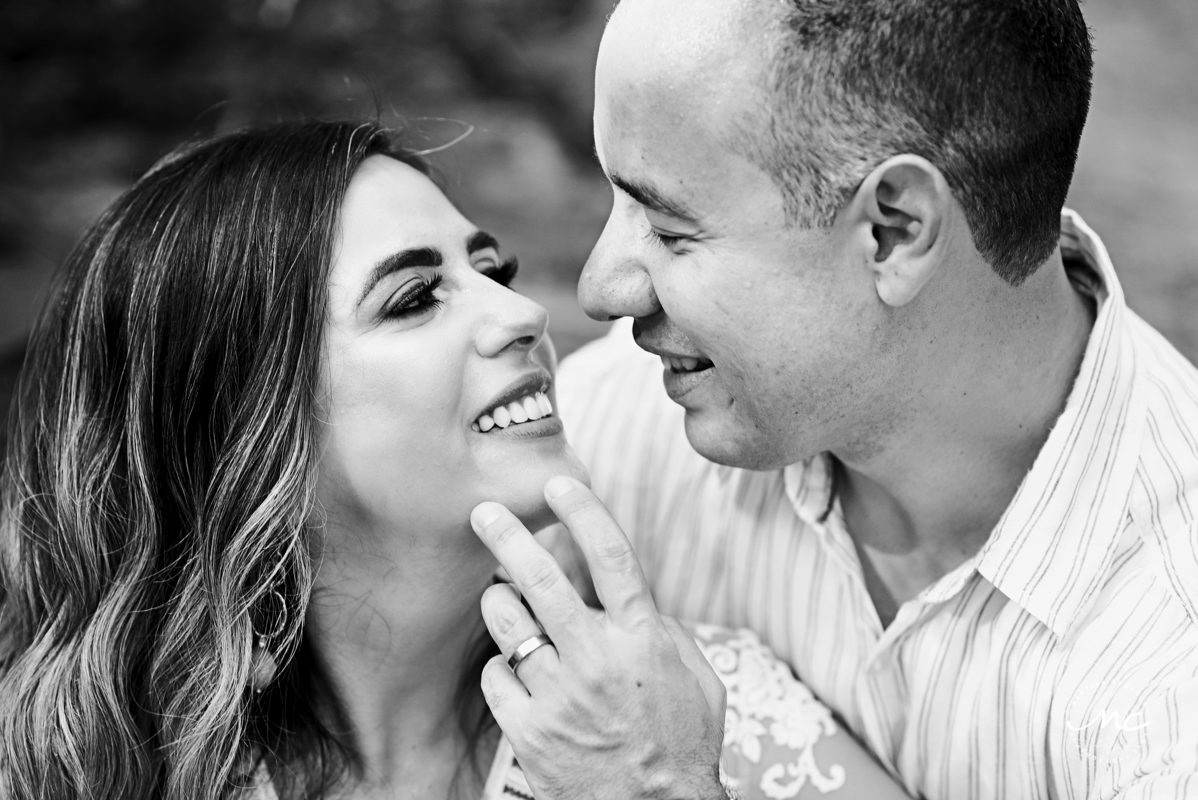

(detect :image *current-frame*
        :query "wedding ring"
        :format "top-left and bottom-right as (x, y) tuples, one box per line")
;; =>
(507, 633), (554, 676)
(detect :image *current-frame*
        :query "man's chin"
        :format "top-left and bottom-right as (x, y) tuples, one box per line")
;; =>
(680, 409), (795, 471)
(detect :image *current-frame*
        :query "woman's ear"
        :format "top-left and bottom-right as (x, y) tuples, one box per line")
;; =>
(843, 155), (950, 307)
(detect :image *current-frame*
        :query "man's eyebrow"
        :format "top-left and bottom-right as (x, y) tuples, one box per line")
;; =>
(609, 173), (700, 224)
(357, 247), (443, 308)
(466, 230), (501, 254)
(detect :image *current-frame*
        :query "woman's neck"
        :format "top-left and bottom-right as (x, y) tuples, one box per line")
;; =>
(304, 523), (498, 796)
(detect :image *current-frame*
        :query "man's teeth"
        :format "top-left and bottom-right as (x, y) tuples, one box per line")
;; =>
(661, 355), (710, 373)
(476, 391), (554, 432)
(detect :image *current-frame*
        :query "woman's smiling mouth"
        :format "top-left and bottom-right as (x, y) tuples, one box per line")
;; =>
(473, 391), (554, 432)
(471, 370), (563, 438)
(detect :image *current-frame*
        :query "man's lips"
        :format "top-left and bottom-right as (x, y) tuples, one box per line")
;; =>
(633, 338), (714, 373)
(659, 354), (715, 374)
(661, 361), (716, 403)
(633, 340), (718, 403)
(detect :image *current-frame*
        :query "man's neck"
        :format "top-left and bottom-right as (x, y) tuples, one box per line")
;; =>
(834, 251), (1097, 627)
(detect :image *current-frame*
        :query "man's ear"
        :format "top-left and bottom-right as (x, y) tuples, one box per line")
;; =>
(844, 155), (950, 307)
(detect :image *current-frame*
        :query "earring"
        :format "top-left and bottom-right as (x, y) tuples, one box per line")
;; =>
(250, 589), (288, 693)
(251, 638), (279, 692)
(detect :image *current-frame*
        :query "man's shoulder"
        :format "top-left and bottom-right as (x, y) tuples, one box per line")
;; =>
(1127, 307), (1198, 411)
(1122, 309), (1198, 626)
(1051, 555), (1198, 792)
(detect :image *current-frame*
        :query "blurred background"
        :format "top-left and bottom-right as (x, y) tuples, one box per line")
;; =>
(1, 0), (1196, 452)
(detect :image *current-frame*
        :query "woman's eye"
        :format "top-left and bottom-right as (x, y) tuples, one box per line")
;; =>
(479, 256), (519, 288)
(381, 274), (444, 321)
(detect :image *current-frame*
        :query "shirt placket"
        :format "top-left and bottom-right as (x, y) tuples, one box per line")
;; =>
(819, 499), (982, 776)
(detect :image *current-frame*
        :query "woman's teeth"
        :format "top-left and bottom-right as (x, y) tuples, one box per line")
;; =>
(661, 355), (711, 373)
(473, 391), (554, 433)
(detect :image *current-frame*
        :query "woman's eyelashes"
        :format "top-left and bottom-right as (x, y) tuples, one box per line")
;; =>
(381, 274), (444, 321)
(479, 255), (519, 287)
(378, 256), (519, 322)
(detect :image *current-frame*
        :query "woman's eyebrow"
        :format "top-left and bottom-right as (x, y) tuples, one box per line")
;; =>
(356, 246), (443, 308)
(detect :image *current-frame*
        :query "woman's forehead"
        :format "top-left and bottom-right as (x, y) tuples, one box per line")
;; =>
(334, 156), (473, 276)
(341, 155), (460, 230)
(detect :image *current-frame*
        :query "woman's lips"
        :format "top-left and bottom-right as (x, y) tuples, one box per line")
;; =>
(473, 391), (554, 433)
(474, 414), (564, 439)
(472, 369), (554, 432)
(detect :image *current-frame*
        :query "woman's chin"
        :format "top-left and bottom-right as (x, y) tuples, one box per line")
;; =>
(513, 502), (559, 534)
(484, 450), (590, 533)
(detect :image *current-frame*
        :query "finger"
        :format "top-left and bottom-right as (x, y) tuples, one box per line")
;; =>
(543, 476), (657, 626)
(539, 523), (601, 607)
(471, 501), (594, 649)
(481, 654), (532, 744)
(661, 616), (727, 720)
(480, 582), (561, 686)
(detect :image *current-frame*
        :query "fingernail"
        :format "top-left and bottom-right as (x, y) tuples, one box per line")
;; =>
(545, 476), (575, 499)
(471, 502), (504, 530)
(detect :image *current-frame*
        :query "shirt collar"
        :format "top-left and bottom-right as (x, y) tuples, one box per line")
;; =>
(783, 453), (837, 530)
(782, 210), (1146, 640)
(971, 209), (1146, 639)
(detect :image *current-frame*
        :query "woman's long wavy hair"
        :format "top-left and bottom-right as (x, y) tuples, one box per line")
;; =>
(0, 120), (495, 799)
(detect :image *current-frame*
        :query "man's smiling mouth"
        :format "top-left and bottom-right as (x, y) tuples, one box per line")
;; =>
(660, 355), (714, 374)
(658, 355), (716, 404)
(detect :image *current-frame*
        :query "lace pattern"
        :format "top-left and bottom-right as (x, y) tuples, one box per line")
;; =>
(246, 625), (849, 800)
(692, 624), (847, 799)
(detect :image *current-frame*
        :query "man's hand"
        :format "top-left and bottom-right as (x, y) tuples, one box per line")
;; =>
(470, 475), (728, 800)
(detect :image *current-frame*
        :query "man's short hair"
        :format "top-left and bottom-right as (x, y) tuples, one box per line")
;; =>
(740, 0), (1093, 285)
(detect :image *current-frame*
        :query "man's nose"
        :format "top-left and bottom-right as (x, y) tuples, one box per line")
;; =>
(578, 215), (660, 322)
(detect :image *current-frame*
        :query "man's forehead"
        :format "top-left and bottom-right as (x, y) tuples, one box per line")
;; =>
(595, 0), (777, 220)
(602, 0), (771, 76)
(596, 0), (774, 145)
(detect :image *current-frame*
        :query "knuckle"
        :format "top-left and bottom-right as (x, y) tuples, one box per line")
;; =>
(487, 600), (524, 638)
(521, 558), (564, 597)
(623, 609), (665, 639)
(479, 658), (506, 703)
(488, 517), (522, 547)
(481, 587), (527, 638)
(593, 536), (635, 568)
(559, 493), (594, 517)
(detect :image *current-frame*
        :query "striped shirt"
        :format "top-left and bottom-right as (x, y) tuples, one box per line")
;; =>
(554, 210), (1198, 800)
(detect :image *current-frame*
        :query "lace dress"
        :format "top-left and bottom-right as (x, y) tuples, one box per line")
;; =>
(481, 624), (848, 800)
(248, 625), (851, 800)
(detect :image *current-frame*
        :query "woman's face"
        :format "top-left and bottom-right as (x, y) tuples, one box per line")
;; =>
(315, 154), (587, 551)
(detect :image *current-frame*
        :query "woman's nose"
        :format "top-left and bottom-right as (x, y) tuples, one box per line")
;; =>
(475, 285), (550, 359)
(578, 212), (661, 322)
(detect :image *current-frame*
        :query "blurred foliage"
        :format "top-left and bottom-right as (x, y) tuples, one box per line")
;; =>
(0, 0), (599, 156)
(1, 0), (1197, 460)
(0, 0), (619, 455)
(0, 0), (609, 260)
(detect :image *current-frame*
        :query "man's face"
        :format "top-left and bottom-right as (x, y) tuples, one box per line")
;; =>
(581, 0), (889, 469)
